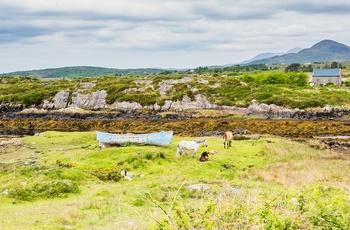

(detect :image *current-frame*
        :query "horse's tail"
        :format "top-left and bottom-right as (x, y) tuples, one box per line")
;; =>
(176, 144), (180, 157)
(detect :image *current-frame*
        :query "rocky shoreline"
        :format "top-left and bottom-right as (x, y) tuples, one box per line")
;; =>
(0, 116), (349, 153)
(1, 102), (350, 121)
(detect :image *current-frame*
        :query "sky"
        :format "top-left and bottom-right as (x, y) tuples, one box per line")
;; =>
(2, 0), (350, 73)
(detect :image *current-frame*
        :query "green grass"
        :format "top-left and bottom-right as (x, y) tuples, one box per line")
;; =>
(0, 131), (350, 229)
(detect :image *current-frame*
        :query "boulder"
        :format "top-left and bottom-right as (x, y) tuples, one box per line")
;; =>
(159, 85), (173, 96)
(54, 91), (69, 109)
(134, 80), (153, 85)
(42, 100), (54, 109)
(112, 101), (143, 111)
(259, 103), (270, 111)
(198, 79), (209, 85)
(71, 90), (107, 109)
(42, 90), (69, 109)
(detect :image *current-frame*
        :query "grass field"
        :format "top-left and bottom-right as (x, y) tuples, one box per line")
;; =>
(0, 131), (349, 229)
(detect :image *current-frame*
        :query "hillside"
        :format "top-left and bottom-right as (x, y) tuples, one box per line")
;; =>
(0, 69), (350, 117)
(240, 48), (303, 64)
(249, 40), (350, 64)
(0, 66), (167, 78)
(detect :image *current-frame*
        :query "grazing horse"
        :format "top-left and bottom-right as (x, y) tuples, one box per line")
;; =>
(199, 151), (209, 162)
(176, 139), (208, 157)
(223, 131), (233, 149)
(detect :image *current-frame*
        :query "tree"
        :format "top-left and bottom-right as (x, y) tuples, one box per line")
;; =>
(331, 61), (338, 69)
(194, 66), (209, 74)
(285, 63), (301, 72)
(301, 64), (313, 72)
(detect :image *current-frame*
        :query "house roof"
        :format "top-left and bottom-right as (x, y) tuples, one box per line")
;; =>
(313, 68), (341, 77)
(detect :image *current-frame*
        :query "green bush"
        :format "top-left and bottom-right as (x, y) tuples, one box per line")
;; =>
(9, 180), (80, 201)
(241, 72), (308, 86)
(88, 167), (123, 182)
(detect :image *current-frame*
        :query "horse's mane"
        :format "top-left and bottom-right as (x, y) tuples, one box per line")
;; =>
(195, 139), (206, 143)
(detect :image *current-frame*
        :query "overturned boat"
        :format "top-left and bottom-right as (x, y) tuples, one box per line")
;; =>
(96, 130), (173, 147)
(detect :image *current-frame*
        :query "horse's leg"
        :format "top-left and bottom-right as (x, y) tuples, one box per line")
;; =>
(229, 141), (232, 148)
(193, 147), (198, 157)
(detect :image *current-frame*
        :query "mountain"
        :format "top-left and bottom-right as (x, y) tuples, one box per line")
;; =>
(240, 47), (303, 65)
(248, 40), (350, 65)
(286, 47), (303, 54)
(240, 52), (283, 64)
(0, 66), (166, 78)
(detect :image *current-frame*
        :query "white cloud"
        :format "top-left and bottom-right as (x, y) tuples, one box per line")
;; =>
(2, 0), (350, 72)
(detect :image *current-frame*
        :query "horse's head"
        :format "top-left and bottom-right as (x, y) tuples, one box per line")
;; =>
(203, 139), (208, 147)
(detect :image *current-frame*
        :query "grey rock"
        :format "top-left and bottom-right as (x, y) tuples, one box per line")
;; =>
(186, 184), (210, 191)
(112, 101), (143, 111)
(159, 85), (173, 96)
(72, 90), (107, 109)
(134, 80), (153, 85)
(42, 100), (54, 109)
(198, 79), (209, 85)
(54, 91), (69, 109)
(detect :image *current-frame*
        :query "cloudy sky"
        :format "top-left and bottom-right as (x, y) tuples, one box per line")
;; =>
(1, 0), (350, 72)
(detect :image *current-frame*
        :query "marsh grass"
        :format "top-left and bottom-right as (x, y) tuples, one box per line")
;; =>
(0, 131), (349, 229)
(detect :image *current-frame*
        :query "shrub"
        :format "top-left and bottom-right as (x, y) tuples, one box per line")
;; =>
(240, 72), (308, 86)
(9, 180), (80, 201)
(88, 167), (123, 181)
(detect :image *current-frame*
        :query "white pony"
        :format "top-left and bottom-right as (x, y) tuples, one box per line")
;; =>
(176, 139), (208, 157)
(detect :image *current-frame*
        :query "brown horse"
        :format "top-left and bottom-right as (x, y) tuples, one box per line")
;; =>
(222, 131), (233, 149)
(199, 151), (209, 162)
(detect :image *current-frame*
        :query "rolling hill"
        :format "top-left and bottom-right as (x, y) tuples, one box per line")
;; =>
(0, 66), (166, 78)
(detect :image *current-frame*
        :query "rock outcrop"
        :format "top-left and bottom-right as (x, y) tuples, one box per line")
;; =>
(162, 94), (220, 111)
(54, 91), (69, 109)
(71, 90), (107, 109)
(111, 101), (143, 111)
(43, 92), (71, 109)
(38, 90), (350, 120)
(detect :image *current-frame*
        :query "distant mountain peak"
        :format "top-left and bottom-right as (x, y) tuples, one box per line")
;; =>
(240, 52), (282, 64)
(246, 39), (350, 65)
(311, 39), (350, 53)
(311, 39), (342, 48)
